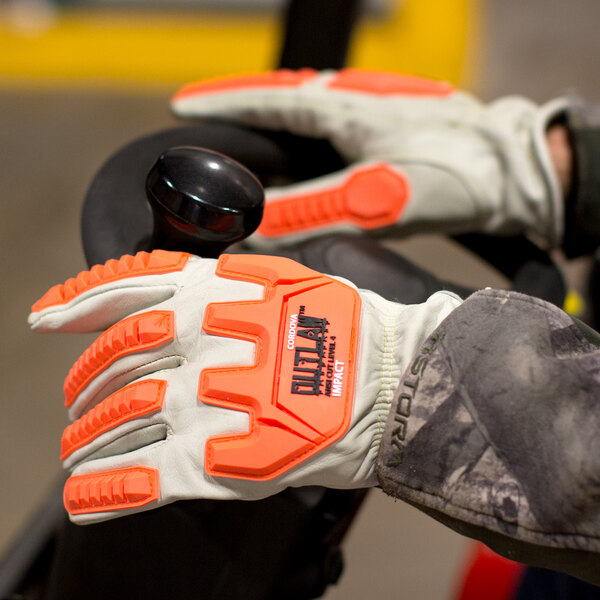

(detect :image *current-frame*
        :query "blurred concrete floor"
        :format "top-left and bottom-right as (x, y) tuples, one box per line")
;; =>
(1, 0), (600, 598)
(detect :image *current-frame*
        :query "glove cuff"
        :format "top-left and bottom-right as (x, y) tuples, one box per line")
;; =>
(300, 289), (460, 490)
(563, 100), (600, 257)
(365, 290), (461, 474)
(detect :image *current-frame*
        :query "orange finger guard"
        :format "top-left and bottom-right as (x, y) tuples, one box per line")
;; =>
(63, 311), (175, 408)
(64, 467), (159, 515)
(32, 250), (189, 311)
(173, 68), (318, 101)
(61, 380), (166, 460)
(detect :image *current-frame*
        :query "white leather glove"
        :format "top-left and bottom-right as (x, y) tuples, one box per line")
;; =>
(172, 68), (569, 248)
(29, 249), (460, 524)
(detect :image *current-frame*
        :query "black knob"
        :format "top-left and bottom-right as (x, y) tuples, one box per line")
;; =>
(146, 146), (264, 258)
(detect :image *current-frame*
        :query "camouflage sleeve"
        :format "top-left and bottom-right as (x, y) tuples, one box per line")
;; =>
(376, 289), (600, 586)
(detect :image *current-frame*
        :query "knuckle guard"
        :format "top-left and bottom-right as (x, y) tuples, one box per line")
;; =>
(201, 254), (361, 480)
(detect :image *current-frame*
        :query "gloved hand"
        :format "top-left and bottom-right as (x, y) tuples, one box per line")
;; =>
(171, 68), (569, 249)
(29, 250), (460, 524)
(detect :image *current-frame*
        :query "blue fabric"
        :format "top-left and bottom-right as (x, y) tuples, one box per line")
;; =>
(516, 568), (600, 600)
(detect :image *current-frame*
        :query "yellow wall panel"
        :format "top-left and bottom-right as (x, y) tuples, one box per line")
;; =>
(351, 0), (479, 86)
(0, 0), (479, 90)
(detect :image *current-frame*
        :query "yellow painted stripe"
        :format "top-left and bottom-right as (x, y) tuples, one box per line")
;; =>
(0, 9), (281, 89)
(0, 0), (479, 90)
(351, 0), (480, 88)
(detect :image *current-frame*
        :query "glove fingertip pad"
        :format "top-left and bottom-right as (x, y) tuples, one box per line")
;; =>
(31, 250), (189, 313)
(64, 466), (159, 515)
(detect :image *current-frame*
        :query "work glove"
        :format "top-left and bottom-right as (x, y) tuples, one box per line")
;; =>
(171, 68), (569, 249)
(29, 249), (460, 524)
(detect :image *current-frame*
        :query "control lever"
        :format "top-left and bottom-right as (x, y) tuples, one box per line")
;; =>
(145, 146), (264, 257)
(80, 123), (333, 267)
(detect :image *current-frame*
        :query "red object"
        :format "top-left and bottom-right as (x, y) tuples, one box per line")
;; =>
(455, 543), (526, 600)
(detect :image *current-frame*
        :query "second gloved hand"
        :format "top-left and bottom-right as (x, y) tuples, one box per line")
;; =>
(171, 68), (569, 248)
(28, 250), (460, 524)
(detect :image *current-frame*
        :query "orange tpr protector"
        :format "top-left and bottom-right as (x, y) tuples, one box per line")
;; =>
(32, 250), (189, 312)
(201, 254), (361, 481)
(173, 68), (318, 101)
(258, 164), (410, 238)
(327, 68), (455, 96)
(64, 311), (175, 407)
(64, 467), (159, 515)
(61, 379), (166, 459)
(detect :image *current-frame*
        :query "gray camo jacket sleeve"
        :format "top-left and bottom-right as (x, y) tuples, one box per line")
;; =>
(376, 288), (600, 586)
